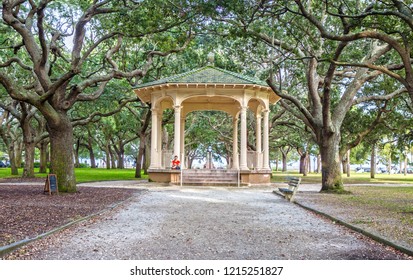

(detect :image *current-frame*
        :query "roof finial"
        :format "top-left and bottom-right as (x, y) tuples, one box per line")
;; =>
(207, 52), (215, 66)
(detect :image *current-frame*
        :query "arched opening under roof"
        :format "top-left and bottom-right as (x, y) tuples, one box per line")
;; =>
(184, 110), (233, 170)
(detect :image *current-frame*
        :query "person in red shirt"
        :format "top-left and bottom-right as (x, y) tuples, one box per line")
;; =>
(171, 155), (181, 169)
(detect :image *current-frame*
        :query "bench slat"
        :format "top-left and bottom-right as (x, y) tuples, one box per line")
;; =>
(277, 177), (301, 202)
(278, 188), (293, 194)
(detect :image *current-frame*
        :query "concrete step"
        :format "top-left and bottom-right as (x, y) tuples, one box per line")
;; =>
(177, 169), (241, 186)
(182, 174), (237, 179)
(181, 182), (248, 187)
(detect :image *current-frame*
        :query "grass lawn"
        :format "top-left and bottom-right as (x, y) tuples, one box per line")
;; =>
(269, 170), (413, 252)
(272, 170), (413, 185)
(0, 168), (147, 183)
(299, 186), (413, 251)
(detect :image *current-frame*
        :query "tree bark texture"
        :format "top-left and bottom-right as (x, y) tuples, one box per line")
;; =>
(299, 151), (308, 176)
(320, 132), (343, 192)
(144, 144), (149, 175)
(0, 125), (19, 175)
(22, 142), (35, 178)
(370, 144), (376, 179)
(104, 145), (111, 169)
(110, 148), (117, 169)
(8, 142), (19, 176)
(74, 138), (81, 168)
(404, 153), (408, 176)
(280, 147), (291, 172)
(135, 134), (146, 178)
(89, 147), (96, 168)
(87, 135), (96, 168)
(282, 154), (287, 172)
(39, 140), (48, 173)
(347, 149), (351, 177)
(47, 114), (76, 193)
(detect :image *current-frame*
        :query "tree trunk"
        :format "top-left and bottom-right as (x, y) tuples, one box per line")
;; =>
(89, 147), (96, 168)
(347, 149), (351, 177)
(39, 140), (48, 173)
(118, 149), (125, 169)
(14, 140), (23, 169)
(87, 136), (96, 168)
(135, 135), (145, 178)
(104, 145), (111, 169)
(299, 151), (308, 176)
(144, 145), (149, 175)
(371, 144), (376, 179)
(109, 147), (116, 169)
(299, 153), (306, 174)
(320, 133), (344, 192)
(47, 115), (76, 193)
(303, 152), (309, 176)
(404, 152), (408, 176)
(342, 155), (347, 174)
(8, 142), (19, 175)
(280, 147), (290, 172)
(74, 138), (80, 168)
(22, 142), (35, 178)
(388, 155), (392, 173)
(317, 154), (321, 174)
(282, 153), (287, 172)
(188, 156), (194, 169)
(21, 118), (35, 178)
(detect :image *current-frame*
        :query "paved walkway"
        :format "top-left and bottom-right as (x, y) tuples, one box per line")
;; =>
(31, 182), (407, 260)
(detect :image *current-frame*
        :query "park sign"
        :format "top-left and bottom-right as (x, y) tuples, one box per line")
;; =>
(44, 174), (58, 195)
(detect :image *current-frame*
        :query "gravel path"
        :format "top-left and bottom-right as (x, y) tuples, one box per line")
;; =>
(32, 186), (408, 260)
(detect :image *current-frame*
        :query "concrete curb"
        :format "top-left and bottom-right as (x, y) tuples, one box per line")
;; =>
(0, 194), (141, 258)
(272, 190), (413, 257)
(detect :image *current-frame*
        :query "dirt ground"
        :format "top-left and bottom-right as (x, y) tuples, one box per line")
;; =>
(0, 178), (140, 248)
(1, 179), (412, 260)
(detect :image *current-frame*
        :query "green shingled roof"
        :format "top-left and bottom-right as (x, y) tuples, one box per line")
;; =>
(134, 65), (268, 88)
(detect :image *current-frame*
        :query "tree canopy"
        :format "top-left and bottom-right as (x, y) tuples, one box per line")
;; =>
(1, 0), (413, 192)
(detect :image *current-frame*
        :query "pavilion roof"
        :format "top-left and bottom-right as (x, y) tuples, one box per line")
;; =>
(134, 65), (280, 104)
(134, 65), (269, 89)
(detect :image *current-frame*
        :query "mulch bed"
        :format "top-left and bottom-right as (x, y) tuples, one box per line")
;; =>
(0, 178), (140, 248)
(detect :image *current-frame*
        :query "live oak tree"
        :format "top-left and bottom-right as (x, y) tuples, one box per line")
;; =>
(207, 1), (407, 192)
(292, 0), (413, 103)
(0, 107), (21, 174)
(0, 101), (48, 177)
(0, 0), (195, 192)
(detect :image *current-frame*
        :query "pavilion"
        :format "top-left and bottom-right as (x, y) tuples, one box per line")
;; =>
(134, 63), (280, 185)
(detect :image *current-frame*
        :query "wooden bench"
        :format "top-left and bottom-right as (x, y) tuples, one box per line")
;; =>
(277, 177), (301, 202)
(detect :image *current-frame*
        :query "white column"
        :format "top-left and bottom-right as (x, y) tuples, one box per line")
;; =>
(173, 105), (181, 161)
(232, 117), (239, 169)
(157, 112), (163, 167)
(180, 115), (185, 168)
(240, 106), (248, 170)
(256, 114), (262, 169)
(149, 108), (159, 169)
(263, 109), (270, 170)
